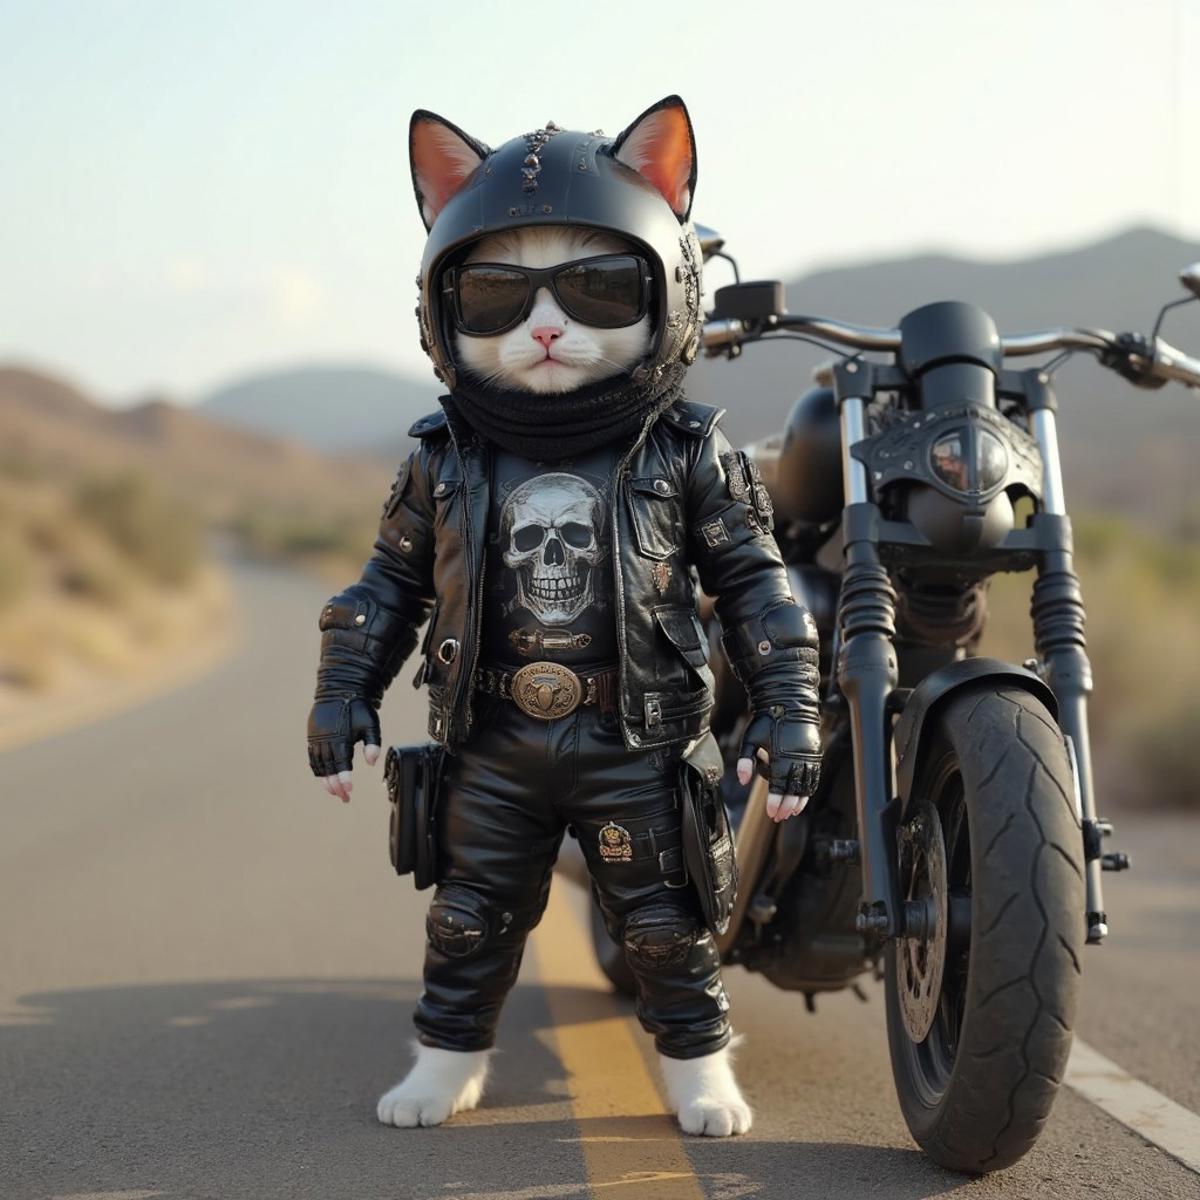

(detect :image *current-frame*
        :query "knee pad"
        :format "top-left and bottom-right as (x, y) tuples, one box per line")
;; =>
(425, 883), (538, 958)
(426, 883), (496, 959)
(622, 902), (701, 971)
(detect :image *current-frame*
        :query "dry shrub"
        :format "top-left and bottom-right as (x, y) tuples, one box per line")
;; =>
(72, 468), (202, 586)
(0, 529), (33, 611)
(980, 513), (1200, 811)
(227, 506), (373, 564)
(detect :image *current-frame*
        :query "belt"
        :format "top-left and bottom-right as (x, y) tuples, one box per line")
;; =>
(473, 660), (619, 720)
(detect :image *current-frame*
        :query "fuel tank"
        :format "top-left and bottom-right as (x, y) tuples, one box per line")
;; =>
(772, 386), (844, 524)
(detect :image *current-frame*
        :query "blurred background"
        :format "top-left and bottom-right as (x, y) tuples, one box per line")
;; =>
(2, 0), (1197, 807)
(3, 3), (1200, 1196)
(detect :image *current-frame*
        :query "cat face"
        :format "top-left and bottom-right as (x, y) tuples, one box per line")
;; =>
(451, 225), (653, 395)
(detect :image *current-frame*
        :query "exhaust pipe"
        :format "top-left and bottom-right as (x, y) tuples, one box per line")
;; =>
(717, 775), (778, 955)
(554, 777), (779, 956)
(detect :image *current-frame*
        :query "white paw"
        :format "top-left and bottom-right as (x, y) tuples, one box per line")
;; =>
(376, 1082), (456, 1128)
(676, 1094), (753, 1137)
(376, 1042), (493, 1129)
(658, 1036), (753, 1138)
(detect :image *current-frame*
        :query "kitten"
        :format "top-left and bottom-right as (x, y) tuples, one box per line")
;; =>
(378, 222), (753, 1138)
(453, 225), (652, 394)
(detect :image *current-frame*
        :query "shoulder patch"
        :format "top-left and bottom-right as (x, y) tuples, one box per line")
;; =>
(660, 400), (725, 438)
(407, 409), (449, 439)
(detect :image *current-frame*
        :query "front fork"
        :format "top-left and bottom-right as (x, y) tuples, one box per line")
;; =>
(833, 369), (1111, 945)
(835, 373), (904, 938)
(1027, 383), (1109, 942)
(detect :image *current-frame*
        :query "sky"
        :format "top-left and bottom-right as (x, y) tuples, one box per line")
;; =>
(2, 0), (1197, 406)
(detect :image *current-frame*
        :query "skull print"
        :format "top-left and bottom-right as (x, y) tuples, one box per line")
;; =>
(500, 473), (605, 625)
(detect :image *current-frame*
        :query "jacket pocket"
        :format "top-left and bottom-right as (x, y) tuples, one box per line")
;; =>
(652, 605), (715, 691)
(626, 475), (681, 560)
(411, 598), (442, 688)
(431, 476), (463, 534)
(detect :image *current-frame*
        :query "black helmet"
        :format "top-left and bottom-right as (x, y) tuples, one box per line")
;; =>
(408, 96), (703, 391)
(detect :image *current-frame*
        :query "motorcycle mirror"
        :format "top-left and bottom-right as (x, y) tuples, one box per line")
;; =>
(695, 221), (741, 283)
(694, 224), (725, 261)
(1180, 262), (1200, 300)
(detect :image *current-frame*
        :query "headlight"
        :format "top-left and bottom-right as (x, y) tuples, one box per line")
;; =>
(929, 427), (1009, 495)
(976, 429), (1009, 491)
(930, 431), (971, 492)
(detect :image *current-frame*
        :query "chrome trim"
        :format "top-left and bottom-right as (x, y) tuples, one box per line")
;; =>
(1141, 337), (1200, 389)
(1031, 408), (1066, 515)
(1000, 328), (1115, 356)
(701, 318), (746, 350)
(840, 396), (870, 505)
(776, 314), (902, 351)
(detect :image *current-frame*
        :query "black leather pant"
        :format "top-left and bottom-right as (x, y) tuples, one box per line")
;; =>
(413, 689), (732, 1060)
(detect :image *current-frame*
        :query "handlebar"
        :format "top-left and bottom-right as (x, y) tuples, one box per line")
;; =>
(702, 312), (1200, 390)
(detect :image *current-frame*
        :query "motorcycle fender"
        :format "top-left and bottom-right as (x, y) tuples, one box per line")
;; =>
(893, 657), (1058, 814)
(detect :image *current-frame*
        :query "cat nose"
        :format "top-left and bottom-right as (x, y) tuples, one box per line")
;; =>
(531, 325), (562, 349)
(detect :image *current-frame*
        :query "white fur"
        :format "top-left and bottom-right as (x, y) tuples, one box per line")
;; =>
(376, 1039), (494, 1128)
(376, 1034), (751, 1136)
(658, 1032), (753, 1137)
(453, 225), (651, 394)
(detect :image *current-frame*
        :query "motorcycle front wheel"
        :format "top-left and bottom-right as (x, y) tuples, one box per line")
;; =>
(884, 683), (1085, 1173)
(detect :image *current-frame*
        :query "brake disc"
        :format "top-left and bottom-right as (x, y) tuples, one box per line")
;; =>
(896, 798), (949, 1043)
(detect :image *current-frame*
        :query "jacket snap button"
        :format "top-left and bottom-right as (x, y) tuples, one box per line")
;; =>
(434, 481), (448, 496)
(398, 535), (414, 553)
(757, 639), (772, 654)
(437, 638), (459, 664)
(654, 478), (670, 494)
(355, 614), (367, 626)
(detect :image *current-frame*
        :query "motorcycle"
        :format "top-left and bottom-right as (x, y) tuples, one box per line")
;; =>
(554, 234), (1200, 1173)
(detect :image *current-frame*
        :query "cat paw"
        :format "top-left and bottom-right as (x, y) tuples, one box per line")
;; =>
(376, 1043), (493, 1128)
(658, 1036), (753, 1138)
(675, 1095), (753, 1137)
(376, 1082), (458, 1128)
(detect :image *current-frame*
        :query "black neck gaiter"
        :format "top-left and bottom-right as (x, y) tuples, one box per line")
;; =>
(439, 359), (688, 460)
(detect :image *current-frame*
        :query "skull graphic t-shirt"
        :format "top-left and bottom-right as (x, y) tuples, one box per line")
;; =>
(481, 445), (620, 666)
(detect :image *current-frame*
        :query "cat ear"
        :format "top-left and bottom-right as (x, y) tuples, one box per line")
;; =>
(610, 95), (697, 222)
(409, 110), (491, 231)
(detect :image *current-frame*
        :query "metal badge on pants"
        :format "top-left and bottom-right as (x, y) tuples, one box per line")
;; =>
(598, 821), (633, 863)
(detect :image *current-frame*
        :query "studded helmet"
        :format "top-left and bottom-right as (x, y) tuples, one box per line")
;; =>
(409, 96), (703, 392)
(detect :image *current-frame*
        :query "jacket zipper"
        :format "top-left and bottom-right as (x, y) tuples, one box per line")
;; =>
(611, 411), (660, 747)
(448, 429), (487, 743)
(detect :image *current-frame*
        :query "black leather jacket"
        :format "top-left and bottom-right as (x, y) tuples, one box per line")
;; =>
(309, 397), (821, 761)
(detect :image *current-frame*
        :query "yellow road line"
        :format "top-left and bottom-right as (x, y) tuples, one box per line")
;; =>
(530, 882), (706, 1199)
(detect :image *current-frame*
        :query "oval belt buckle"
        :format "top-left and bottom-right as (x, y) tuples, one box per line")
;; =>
(511, 660), (582, 720)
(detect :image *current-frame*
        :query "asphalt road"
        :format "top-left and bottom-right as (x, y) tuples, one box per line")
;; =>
(2, 551), (1197, 1199)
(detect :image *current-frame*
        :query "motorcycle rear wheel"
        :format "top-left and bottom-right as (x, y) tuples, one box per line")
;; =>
(885, 683), (1085, 1173)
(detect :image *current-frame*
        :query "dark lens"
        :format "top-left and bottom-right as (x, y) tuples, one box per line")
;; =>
(456, 265), (530, 333)
(554, 256), (645, 327)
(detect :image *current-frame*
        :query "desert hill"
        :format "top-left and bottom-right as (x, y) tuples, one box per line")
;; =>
(189, 225), (1200, 528)
(1, 364), (394, 530)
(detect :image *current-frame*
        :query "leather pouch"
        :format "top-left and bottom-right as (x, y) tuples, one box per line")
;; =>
(677, 729), (738, 936)
(383, 741), (445, 890)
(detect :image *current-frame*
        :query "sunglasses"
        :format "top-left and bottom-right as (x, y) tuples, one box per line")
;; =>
(443, 253), (655, 336)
